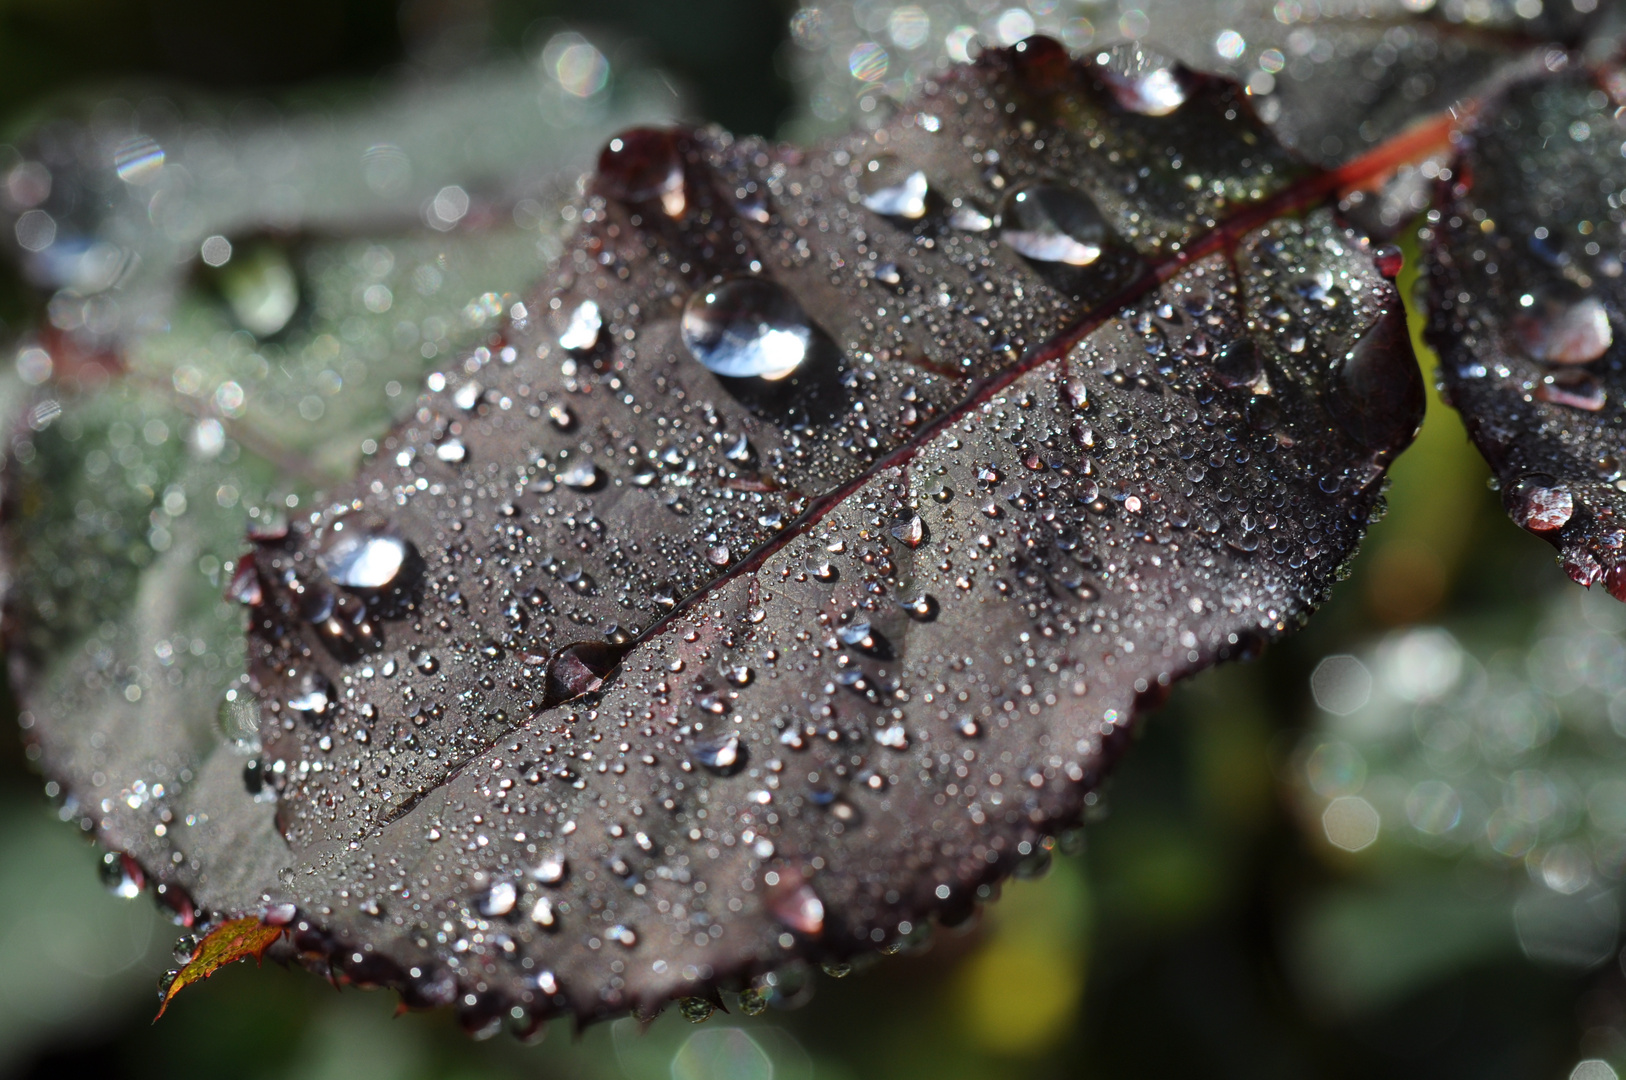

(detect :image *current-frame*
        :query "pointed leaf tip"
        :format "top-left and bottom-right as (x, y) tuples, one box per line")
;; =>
(155, 917), (285, 1020)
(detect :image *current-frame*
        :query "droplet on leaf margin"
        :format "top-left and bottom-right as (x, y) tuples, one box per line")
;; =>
(1518, 484), (1574, 533)
(1325, 305), (1424, 459)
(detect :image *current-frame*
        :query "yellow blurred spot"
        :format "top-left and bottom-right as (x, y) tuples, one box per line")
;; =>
(956, 941), (1083, 1054)
(952, 861), (1090, 1057)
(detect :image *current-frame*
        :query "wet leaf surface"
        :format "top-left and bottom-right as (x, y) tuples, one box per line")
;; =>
(1428, 63), (1626, 597)
(155, 914), (285, 1018)
(12, 40), (1428, 1027)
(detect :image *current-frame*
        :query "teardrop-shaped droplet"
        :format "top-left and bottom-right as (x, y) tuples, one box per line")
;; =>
(1326, 306), (1423, 459)
(320, 528), (408, 589)
(559, 300), (601, 352)
(859, 156), (929, 219)
(682, 276), (812, 381)
(1001, 186), (1106, 266)
(1516, 290), (1613, 365)
(597, 128), (686, 216)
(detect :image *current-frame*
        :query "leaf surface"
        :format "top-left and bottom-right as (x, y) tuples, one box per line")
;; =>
(14, 40), (1427, 1026)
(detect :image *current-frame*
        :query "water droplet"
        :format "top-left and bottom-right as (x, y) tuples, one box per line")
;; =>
(737, 987), (769, 1015)
(765, 868), (824, 936)
(1212, 339), (1263, 390)
(545, 642), (619, 705)
(453, 381), (482, 411)
(1001, 186), (1106, 266)
(1373, 245), (1404, 279)
(694, 731), (744, 774)
(531, 855), (567, 884)
(559, 300), (602, 352)
(1516, 290), (1612, 365)
(100, 852), (143, 899)
(897, 593), (937, 620)
(890, 512), (924, 547)
(435, 439), (467, 464)
(597, 128), (686, 216)
(707, 545), (731, 566)
(859, 156), (928, 219)
(678, 997), (715, 1023)
(548, 402), (577, 430)
(530, 896), (558, 929)
(947, 203), (993, 231)
(556, 459), (603, 491)
(873, 262), (902, 286)
(217, 686), (259, 742)
(607, 924), (638, 947)
(1101, 60), (1187, 116)
(477, 881), (517, 917)
(320, 528), (408, 589)
(682, 276), (812, 380)
(287, 670), (332, 717)
(1326, 306), (1424, 458)
(1518, 484), (1573, 533)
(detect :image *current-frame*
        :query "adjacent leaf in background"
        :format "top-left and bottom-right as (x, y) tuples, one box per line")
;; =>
(1427, 66), (1626, 597)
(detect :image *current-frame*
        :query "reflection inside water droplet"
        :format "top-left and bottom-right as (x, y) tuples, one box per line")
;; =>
(1001, 186), (1105, 266)
(320, 528), (407, 589)
(1516, 291), (1613, 365)
(559, 300), (601, 352)
(682, 277), (812, 380)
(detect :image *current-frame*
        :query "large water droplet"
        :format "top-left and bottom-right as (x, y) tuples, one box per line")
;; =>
(1326, 306), (1423, 458)
(859, 155), (928, 218)
(477, 881), (517, 917)
(1516, 291), (1613, 365)
(682, 276), (812, 381)
(545, 642), (619, 705)
(1001, 186), (1106, 266)
(1212, 339), (1263, 390)
(693, 731), (745, 774)
(765, 867), (824, 936)
(320, 528), (408, 589)
(287, 670), (332, 717)
(597, 128), (686, 216)
(1098, 47), (1188, 116)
